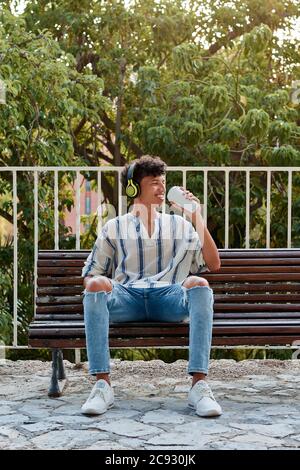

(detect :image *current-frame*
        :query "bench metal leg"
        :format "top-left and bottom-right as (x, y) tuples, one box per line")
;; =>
(48, 349), (67, 397)
(57, 350), (66, 380)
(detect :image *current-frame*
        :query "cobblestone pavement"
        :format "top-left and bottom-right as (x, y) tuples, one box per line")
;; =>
(0, 359), (299, 450)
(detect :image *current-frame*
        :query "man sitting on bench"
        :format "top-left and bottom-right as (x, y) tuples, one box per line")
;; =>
(81, 155), (222, 417)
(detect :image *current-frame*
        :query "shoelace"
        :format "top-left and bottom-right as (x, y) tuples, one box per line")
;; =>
(90, 386), (107, 401)
(195, 383), (215, 400)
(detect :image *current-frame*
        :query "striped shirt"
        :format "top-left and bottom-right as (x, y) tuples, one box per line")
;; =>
(82, 212), (207, 288)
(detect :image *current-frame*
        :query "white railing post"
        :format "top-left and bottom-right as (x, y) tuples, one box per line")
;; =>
(12, 171), (18, 347)
(266, 170), (271, 249)
(97, 170), (102, 236)
(118, 170), (123, 217)
(224, 170), (229, 249)
(34, 171), (39, 319)
(245, 170), (250, 249)
(203, 170), (208, 227)
(54, 170), (59, 250)
(287, 170), (292, 249)
(75, 171), (81, 250)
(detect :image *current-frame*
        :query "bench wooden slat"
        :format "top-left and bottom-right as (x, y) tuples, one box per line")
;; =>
(37, 286), (84, 295)
(28, 335), (300, 349)
(204, 273), (300, 281)
(37, 249), (300, 258)
(37, 277), (83, 286)
(221, 258), (300, 266)
(212, 284), (300, 292)
(36, 303), (300, 314)
(29, 318), (300, 329)
(36, 293), (300, 306)
(219, 250), (300, 258)
(37, 266), (300, 276)
(37, 272), (300, 283)
(37, 284), (300, 295)
(29, 326), (300, 339)
(38, 258), (300, 268)
(34, 312), (300, 321)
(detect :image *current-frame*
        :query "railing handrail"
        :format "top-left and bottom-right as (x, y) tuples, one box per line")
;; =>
(1, 166), (300, 171)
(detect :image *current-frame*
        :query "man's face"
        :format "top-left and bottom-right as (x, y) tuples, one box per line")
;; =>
(139, 174), (166, 206)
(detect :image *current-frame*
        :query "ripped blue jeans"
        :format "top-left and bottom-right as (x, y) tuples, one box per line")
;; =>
(83, 283), (214, 376)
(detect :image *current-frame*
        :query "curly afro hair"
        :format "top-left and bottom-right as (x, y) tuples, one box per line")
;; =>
(121, 155), (167, 191)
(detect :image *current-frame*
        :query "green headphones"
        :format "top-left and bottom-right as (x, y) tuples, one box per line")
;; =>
(125, 162), (140, 198)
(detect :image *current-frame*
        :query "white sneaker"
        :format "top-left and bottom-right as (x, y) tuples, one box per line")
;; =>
(188, 380), (222, 417)
(81, 379), (114, 415)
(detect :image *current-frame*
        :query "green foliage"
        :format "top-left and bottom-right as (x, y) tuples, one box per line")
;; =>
(203, 85), (229, 114)
(271, 145), (300, 165)
(146, 125), (175, 155)
(243, 24), (273, 56)
(269, 120), (292, 144)
(219, 119), (242, 145)
(178, 121), (203, 146)
(241, 109), (270, 141)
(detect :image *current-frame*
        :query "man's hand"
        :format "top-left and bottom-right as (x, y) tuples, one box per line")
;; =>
(169, 187), (201, 220)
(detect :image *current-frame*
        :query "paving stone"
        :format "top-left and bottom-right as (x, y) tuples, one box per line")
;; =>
(210, 441), (268, 450)
(276, 374), (300, 382)
(0, 427), (34, 450)
(173, 421), (231, 435)
(19, 404), (51, 419)
(103, 408), (141, 420)
(229, 395), (281, 404)
(228, 432), (285, 447)
(121, 400), (161, 412)
(20, 421), (64, 434)
(92, 418), (161, 437)
(31, 430), (105, 449)
(85, 441), (129, 450)
(118, 437), (147, 449)
(146, 432), (213, 447)
(53, 404), (83, 415)
(173, 385), (190, 393)
(141, 410), (185, 425)
(0, 405), (14, 415)
(229, 422), (295, 438)
(261, 405), (298, 416)
(46, 414), (99, 425)
(0, 414), (30, 426)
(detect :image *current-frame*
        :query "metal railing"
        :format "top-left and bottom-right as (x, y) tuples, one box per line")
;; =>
(0, 165), (300, 349)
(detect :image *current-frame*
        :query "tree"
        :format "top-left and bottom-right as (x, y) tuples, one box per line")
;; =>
(0, 6), (108, 343)
(20, 0), (300, 248)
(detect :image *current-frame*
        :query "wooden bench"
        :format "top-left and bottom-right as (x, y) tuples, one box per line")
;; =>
(28, 249), (300, 396)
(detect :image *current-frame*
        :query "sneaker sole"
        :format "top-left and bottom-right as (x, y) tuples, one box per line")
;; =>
(188, 403), (222, 417)
(81, 402), (114, 416)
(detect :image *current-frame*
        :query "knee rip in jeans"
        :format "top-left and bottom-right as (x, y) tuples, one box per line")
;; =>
(83, 289), (112, 302)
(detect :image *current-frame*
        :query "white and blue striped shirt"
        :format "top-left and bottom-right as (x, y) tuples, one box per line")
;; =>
(82, 212), (207, 288)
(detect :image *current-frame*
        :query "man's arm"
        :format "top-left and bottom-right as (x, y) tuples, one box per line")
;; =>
(191, 211), (221, 272)
(170, 187), (221, 272)
(81, 221), (116, 283)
